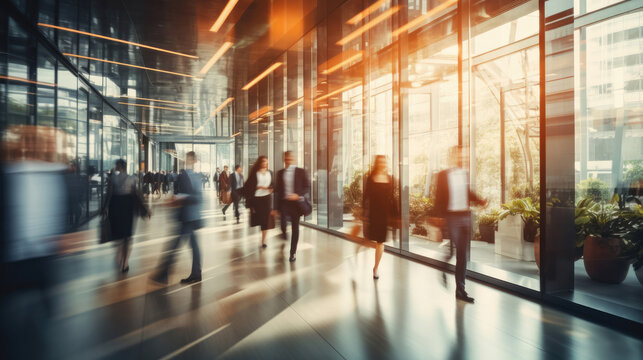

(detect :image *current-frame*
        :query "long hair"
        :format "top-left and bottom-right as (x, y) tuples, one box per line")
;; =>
(250, 155), (268, 179)
(371, 155), (387, 176)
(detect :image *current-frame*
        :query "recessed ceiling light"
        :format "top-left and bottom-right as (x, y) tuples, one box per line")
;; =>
(210, 0), (239, 32)
(63, 53), (195, 78)
(38, 23), (198, 59)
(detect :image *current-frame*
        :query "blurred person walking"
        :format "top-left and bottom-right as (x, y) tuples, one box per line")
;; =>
(214, 167), (221, 197)
(361, 155), (398, 280)
(162, 171), (169, 194)
(143, 171), (153, 197)
(275, 151), (310, 262)
(434, 145), (486, 303)
(244, 156), (274, 248)
(172, 170), (179, 194)
(223, 165), (244, 223)
(219, 165), (230, 205)
(151, 151), (203, 284)
(101, 159), (149, 273)
(0, 125), (74, 358)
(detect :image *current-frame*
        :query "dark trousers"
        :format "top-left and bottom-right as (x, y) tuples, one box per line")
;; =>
(282, 201), (301, 256)
(446, 213), (471, 294)
(158, 220), (201, 277)
(222, 192), (240, 219)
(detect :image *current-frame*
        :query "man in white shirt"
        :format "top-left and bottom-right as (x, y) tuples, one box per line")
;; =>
(275, 151), (310, 262)
(434, 145), (486, 303)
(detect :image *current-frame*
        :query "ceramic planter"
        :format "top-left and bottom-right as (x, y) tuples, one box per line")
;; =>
(479, 223), (495, 243)
(635, 264), (643, 286)
(583, 235), (630, 284)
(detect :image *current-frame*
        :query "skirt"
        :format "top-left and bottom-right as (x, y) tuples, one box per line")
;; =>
(251, 195), (272, 230)
(108, 194), (135, 240)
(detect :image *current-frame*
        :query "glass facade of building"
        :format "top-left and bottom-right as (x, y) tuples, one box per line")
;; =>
(231, 0), (643, 326)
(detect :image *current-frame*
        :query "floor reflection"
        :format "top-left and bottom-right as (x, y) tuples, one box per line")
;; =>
(1, 192), (641, 359)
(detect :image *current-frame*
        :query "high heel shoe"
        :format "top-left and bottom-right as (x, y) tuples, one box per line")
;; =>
(373, 269), (379, 280)
(121, 265), (129, 273)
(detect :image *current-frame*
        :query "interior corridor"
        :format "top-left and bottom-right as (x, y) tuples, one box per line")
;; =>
(2, 191), (641, 360)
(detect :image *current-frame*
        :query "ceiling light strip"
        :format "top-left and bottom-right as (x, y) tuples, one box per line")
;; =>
(199, 42), (233, 75)
(277, 97), (303, 112)
(0, 75), (57, 87)
(249, 106), (273, 120)
(314, 81), (362, 103)
(210, 97), (234, 118)
(119, 102), (196, 113)
(322, 52), (364, 75)
(242, 62), (283, 90)
(194, 126), (204, 135)
(231, 131), (241, 138)
(121, 95), (195, 106)
(210, 0), (239, 32)
(38, 23), (198, 59)
(337, 6), (400, 46)
(346, 0), (388, 25)
(64, 53), (196, 78)
(392, 0), (456, 37)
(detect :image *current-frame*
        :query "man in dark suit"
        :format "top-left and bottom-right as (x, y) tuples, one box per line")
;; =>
(275, 151), (310, 262)
(223, 164), (244, 223)
(434, 145), (486, 303)
(152, 151), (203, 285)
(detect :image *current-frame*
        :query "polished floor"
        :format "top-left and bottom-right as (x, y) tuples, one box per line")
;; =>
(2, 191), (642, 360)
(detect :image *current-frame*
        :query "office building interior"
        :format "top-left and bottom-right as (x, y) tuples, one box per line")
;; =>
(1, 0), (642, 358)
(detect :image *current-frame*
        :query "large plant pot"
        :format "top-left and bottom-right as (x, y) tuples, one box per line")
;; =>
(479, 223), (495, 243)
(495, 214), (535, 261)
(635, 265), (643, 286)
(583, 236), (630, 284)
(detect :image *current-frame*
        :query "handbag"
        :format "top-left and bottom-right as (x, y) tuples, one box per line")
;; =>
(297, 197), (312, 217)
(267, 211), (276, 230)
(349, 223), (362, 238)
(100, 214), (111, 244)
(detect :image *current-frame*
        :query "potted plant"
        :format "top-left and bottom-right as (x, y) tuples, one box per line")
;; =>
(624, 204), (643, 285)
(497, 198), (540, 266)
(478, 209), (499, 243)
(576, 198), (638, 284)
(409, 195), (433, 238)
(343, 171), (363, 215)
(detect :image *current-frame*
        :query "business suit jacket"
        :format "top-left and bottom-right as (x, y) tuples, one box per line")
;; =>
(229, 172), (244, 198)
(434, 168), (483, 217)
(274, 167), (310, 211)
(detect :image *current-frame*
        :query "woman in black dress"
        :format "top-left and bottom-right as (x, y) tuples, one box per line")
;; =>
(244, 156), (274, 248)
(363, 155), (397, 279)
(102, 159), (149, 272)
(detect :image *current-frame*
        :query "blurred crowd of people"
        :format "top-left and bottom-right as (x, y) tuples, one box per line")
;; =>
(1, 124), (492, 359)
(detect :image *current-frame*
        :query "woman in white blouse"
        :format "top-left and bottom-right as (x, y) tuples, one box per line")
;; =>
(244, 156), (274, 248)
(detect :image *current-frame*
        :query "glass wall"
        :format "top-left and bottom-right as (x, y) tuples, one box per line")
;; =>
(1, 0), (145, 223)
(238, 0), (643, 326)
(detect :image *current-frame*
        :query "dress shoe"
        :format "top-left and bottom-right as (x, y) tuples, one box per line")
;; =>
(121, 265), (130, 273)
(289, 255), (296, 262)
(279, 233), (288, 241)
(455, 291), (474, 303)
(180, 276), (202, 284)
